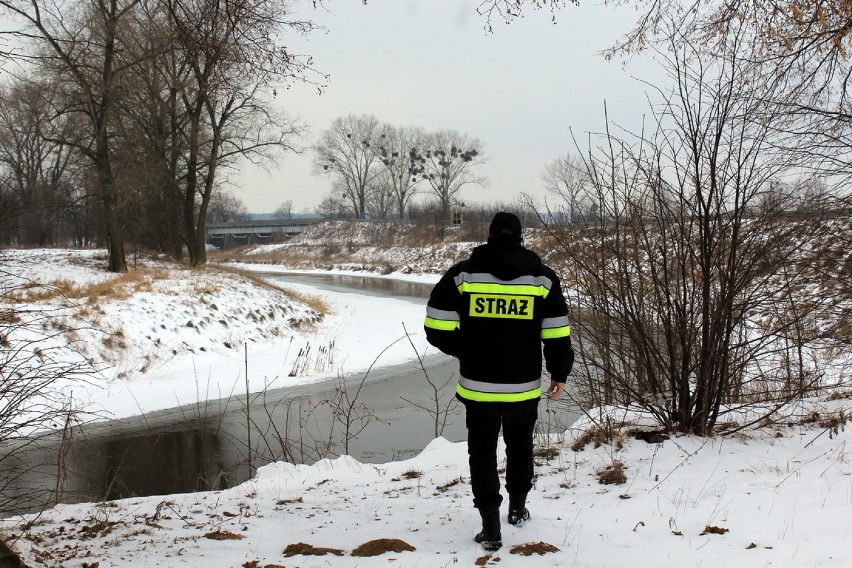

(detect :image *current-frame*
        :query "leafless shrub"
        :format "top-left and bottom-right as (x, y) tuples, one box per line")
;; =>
(240, 339), (408, 469)
(399, 324), (459, 438)
(1, 265), (99, 514)
(247, 389), (335, 466)
(528, 30), (848, 435)
(321, 366), (387, 457)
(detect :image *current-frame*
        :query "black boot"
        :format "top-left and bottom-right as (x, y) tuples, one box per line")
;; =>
(508, 493), (531, 527)
(473, 507), (502, 551)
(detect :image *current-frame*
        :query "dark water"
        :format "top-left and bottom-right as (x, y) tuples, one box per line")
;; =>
(0, 272), (579, 516)
(0, 353), (463, 513)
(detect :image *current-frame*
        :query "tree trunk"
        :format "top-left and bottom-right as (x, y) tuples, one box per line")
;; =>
(96, 142), (127, 273)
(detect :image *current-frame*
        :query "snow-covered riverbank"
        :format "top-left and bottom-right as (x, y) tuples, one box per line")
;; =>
(3, 396), (850, 567)
(1, 249), (439, 422)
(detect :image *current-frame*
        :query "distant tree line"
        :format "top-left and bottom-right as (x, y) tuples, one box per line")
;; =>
(0, 0), (315, 270)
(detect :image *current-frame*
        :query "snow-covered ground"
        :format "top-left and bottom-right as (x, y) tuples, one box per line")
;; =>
(3, 398), (850, 567)
(0, 248), (438, 421)
(1, 242), (851, 567)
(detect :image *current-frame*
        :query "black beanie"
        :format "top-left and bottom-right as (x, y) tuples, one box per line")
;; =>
(488, 212), (523, 243)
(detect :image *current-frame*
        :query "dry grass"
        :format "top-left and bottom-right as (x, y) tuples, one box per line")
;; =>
(4, 269), (166, 304)
(215, 245), (367, 269)
(435, 476), (465, 493)
(596, 460), (627, 485)
(827, 390), (852, 401)
(280, 287), (330, 315)
(214, 249), (288, 264)
(102, 329), (127, 351)
(204, 265), (329, 315)
(571, 420), (626, 452)
(0, 309), (21, 325)
(533, 447), (560, 460)
(206, 244), (255, 262)
(817, 409), (847, 431)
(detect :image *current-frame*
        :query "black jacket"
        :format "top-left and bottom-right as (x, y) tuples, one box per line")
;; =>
(424, 238), (574, 402)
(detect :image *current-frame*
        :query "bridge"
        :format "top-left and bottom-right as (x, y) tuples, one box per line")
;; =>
(206, 218), (322, 249)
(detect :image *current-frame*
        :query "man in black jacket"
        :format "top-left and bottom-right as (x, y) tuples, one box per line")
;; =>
(424, 212), (574, 551)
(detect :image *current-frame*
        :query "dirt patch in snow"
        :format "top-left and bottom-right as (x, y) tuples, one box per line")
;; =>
(204, 530), (245, 541)
(350, 538), (416, 557)
(282, 542), (344, 557)
(509, 541), (560, 555)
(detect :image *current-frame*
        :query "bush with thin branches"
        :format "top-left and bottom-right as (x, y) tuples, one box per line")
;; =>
(531, 30), (848, 435)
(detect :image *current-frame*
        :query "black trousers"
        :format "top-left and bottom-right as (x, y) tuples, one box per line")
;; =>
(462, 397), (539, 510)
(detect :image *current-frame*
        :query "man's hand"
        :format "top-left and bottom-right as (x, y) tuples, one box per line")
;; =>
(546, 380), (565, 399)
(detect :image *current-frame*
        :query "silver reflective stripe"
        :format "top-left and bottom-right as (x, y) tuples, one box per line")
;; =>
(426, 307), (461, 321)
(453, 272), (553, 290)
(458, 377), (542, 393)
(541, 316), (570, 329)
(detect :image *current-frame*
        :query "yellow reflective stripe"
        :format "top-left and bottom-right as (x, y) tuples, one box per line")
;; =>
(424, 316), (459, 331)
(456, 383), (542, 402)
(541, 326), (571, 339)
(457, 282), (549, 298)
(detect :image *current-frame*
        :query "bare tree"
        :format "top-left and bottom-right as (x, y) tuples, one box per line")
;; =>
(0, 79), (81, 246)
(314, 191), (348, 219)
(626, 2), (852, 189)
(151, 0), (311, 266)
(274, 199), (293, 219)
(473, 1), (852, 193)
(313, 114), (386, 219)
(107, 1), (186, 257)
(0, 0), (149, 272)
(541, 153), (593, 225)
(207, 190), (248, 222)
(376, 125), (426, 219)
(414, 129), (486, 238)
(400, 323), (459, 438)
(365, 170), (393, 220)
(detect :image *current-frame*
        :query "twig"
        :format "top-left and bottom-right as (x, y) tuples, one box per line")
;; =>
(245, 343), (252, 477)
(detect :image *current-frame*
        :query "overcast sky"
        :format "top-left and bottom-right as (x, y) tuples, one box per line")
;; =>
(234, 0), (664, 214)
